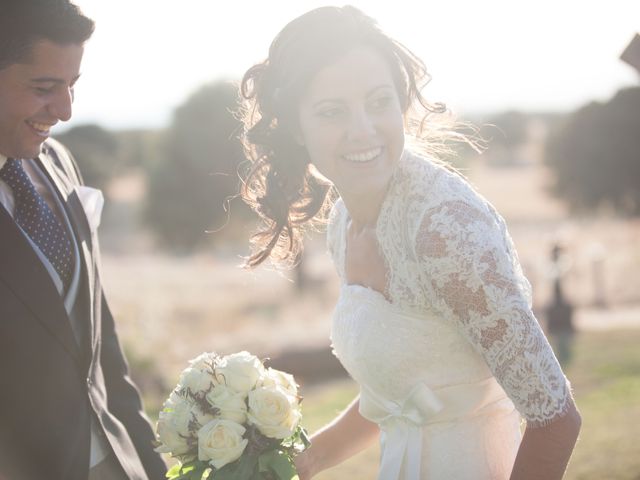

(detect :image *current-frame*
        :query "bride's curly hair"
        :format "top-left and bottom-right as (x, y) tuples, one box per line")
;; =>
(240, 5), (468, 268)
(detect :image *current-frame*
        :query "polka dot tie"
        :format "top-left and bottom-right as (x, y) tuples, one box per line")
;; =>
(1, 158), (74, 290)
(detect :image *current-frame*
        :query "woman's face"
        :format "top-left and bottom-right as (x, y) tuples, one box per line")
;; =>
(296, 46), (405, 198)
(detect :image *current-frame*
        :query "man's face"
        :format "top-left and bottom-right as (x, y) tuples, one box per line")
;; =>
(0, 40), (84, 159)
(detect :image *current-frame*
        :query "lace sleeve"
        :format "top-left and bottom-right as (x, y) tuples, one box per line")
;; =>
(415, 198), (571, 427)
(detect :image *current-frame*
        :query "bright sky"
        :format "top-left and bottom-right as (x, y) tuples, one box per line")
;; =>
(62, 0), (639, 132)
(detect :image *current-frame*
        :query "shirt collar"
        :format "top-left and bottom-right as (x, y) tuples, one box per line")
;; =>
(0, 153), (7, 170)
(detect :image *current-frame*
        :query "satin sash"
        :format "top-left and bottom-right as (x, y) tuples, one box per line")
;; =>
(359, 377), (511, 480)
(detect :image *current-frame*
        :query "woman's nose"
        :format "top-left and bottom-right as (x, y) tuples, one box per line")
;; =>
(346, 108), (376, 140)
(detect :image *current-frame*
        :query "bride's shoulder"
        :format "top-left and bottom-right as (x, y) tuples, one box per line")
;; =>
(396, 149), (484, 209)
(392, 151), (507, 244)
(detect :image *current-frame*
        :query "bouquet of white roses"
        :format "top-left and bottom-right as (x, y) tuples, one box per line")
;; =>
(155, 351), (309, 480)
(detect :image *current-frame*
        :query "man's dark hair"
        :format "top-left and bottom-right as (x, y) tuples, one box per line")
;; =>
(0, 0), (94, 69)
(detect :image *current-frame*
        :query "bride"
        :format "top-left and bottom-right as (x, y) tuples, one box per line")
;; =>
(239, 6), (581, 479)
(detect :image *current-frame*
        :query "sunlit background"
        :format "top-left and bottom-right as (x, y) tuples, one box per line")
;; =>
(46, 1), (640, 478)
(67, 0), (639, 129)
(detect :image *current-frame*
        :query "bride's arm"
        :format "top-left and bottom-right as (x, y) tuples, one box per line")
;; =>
(295, 396), (379, 479)
(510, 400), (581, 480)
(415, 198), (581, 477)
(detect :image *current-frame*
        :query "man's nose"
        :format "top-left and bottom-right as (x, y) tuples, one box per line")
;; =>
(47, 87), (74, 122)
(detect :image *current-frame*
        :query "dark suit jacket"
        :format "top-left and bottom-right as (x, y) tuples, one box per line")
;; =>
(0, 139), (166, 479)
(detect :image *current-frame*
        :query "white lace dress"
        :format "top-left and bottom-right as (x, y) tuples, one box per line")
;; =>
(328, 150), (571, 480)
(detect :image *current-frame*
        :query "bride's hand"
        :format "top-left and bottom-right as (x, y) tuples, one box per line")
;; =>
(294, 449), (315, 480)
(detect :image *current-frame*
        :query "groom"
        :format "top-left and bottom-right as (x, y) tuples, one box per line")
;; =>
(0, 1), (166, 479)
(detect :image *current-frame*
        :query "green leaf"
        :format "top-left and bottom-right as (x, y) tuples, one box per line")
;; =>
(282, 426), (311, 454)
(167, 461), (210, 480)
(167, 463), (183, 479)
(186, 467), (208, 480)
(249, 471), (266, 480)
(258, 451), (299, 480)
(213, 454), (259, 480)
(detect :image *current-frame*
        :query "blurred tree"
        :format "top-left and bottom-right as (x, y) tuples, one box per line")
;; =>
(486, 110), (529, 149)
(55, 124), (119, 190)
(145, 80), (251, 250)
(115, 129), (164, 171)
(545, 87), (640, 215)
(482, 110), (530, 166)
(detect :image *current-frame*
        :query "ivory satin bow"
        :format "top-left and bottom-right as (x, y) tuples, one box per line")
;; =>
(359, 383), (444, 480)
(358, 377), (512, 480)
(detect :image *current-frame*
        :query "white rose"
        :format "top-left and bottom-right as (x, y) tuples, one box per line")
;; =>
(261, 367), (299, 397)
(197, 419), (248, 469)
(215, 351), (265, 394)
(178, 366), (216, 395)
(247, 386), (302, 439)
(155, 392), (195, 455)
(188, 351), (218, 371)
(193, 406), (216, 430)
(205, 385), (248, 424)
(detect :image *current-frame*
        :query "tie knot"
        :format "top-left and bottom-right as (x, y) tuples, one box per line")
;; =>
(0, 158), (38, 202)
(1, 158), (21, 169)
(1, 158), (28, 182)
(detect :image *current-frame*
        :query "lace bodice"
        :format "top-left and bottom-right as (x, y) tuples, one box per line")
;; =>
(328, 150), (571, 428)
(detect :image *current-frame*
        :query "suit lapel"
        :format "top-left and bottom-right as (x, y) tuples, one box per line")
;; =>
(0, 206), (81, 362)
(37, 156), (98, 363)
(36, 156), (94, 250)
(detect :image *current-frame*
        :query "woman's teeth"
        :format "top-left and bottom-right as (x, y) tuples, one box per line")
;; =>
(343, 147), (382, 163)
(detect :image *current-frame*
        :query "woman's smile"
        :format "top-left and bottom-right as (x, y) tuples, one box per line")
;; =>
(342, 146), (384, 163)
